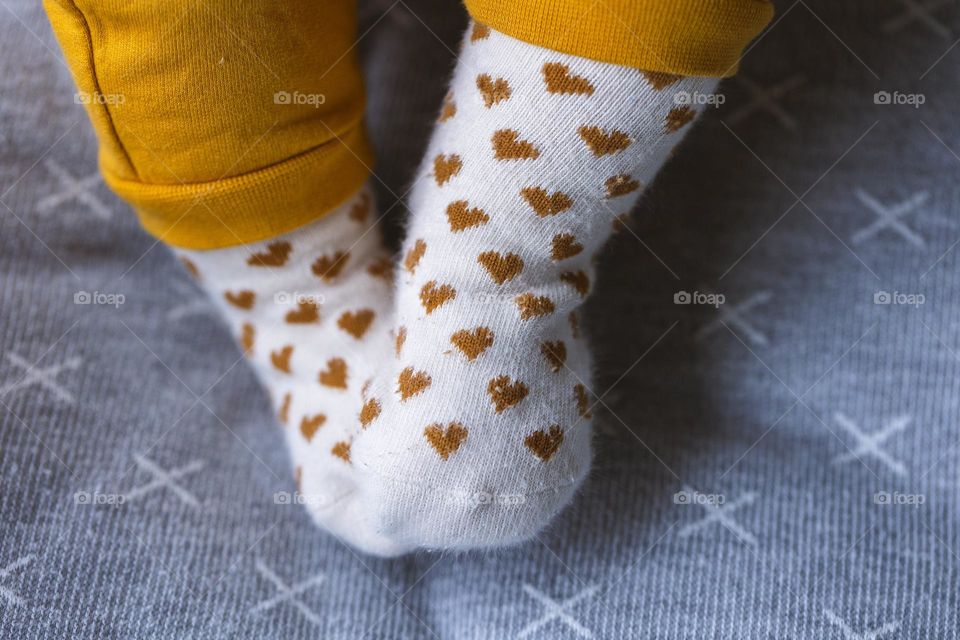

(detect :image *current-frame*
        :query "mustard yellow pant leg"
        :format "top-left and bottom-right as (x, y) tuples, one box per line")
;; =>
(464, 0), (774, 77)
(44, 0), (372, 249)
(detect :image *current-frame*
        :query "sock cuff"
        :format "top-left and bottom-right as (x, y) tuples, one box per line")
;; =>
(103, 125), (374, 250)
(463, 0), (774, 77)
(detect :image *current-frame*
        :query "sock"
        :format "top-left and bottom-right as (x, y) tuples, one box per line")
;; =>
(353, 25), (719, 550)
(176, 184), (410, 556)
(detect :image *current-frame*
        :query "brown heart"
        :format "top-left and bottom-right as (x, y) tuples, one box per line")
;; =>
(605, 174), (641, 198)
(551, 233), (583, 261)
(492, 129), (540, 160)
(575, 383), (592, 418)
(420, 281), (456, 314)
(404, 239), (427, 273)
(540, 340), (566, 372)
(359, 398), (381, 428)
(397, 366), (431, 401)
(487, 375), (528, 413)
(349, 193), (370, 223)
(337, 309), (375, 339)
(312, 250), (349, 281)
(331, 441), (351, 463)
(470, 22), (490, 42)
(446, 200), (490, 232)
(179, 256), (200, 279)
(278, 392), (291, 425)
(524, 426), (564, 461)
(438, 91), (457, 123)
(643, 70), (682, 91)
(318, 358), (348, 389)
(300, 414), (326, 442)
(270, 345), (293, 373)
(285, 300), (319, 324)
(433, 154), (462, 186)
(521, 187), (573, 217)
(450, 327), (494, 361)
(515, 293), (555, 320)
(477, 74), (512, 107)
(367, 257), (394, 281)
(239, 323), (255, 354)
(665, 106), (696, 133)
(477, 251), (524, 285)
(560, 271), (590, 297)
(578, 126), (632, 156)
(542, 63), (595, 95)
(224, 289), (255, 309)
(424, 422), (469, 460)
(247, 241), (291, 267)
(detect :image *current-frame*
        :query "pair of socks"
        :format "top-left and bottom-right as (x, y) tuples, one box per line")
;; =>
(180, 24), (717, 555)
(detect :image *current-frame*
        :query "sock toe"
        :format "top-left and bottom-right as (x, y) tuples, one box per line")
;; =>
(356, 467), (585, 551)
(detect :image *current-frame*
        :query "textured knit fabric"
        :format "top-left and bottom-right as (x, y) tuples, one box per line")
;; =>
(464, 0), (774, 76)
(175, 185), (409, 556)
(43, 0), (374, 249)
(354, 26), (719, 550)
(3, 0), (959, 637)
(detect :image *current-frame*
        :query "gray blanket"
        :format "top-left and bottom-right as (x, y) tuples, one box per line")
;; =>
(1, 0), (956, 637)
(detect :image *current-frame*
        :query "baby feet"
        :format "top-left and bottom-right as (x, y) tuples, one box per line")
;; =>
(351, 26), (719, 550)
(177, 185), (410, 556)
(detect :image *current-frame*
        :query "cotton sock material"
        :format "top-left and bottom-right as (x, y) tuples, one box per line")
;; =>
(353, 25), (719, 550)
(176, 185), (410, 556)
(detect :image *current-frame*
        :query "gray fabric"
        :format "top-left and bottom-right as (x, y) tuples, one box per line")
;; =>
(1, 0), (957, 637)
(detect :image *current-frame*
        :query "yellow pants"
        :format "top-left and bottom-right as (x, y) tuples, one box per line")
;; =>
(44, 0), (772, 249)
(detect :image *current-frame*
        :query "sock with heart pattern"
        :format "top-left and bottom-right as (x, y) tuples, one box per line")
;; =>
(176, 184), (411, 556)
(352, 24), (720, 550)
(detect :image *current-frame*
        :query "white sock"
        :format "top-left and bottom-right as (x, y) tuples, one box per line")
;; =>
(353, 25), (719, 550)
(176, 184), (410, 556)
